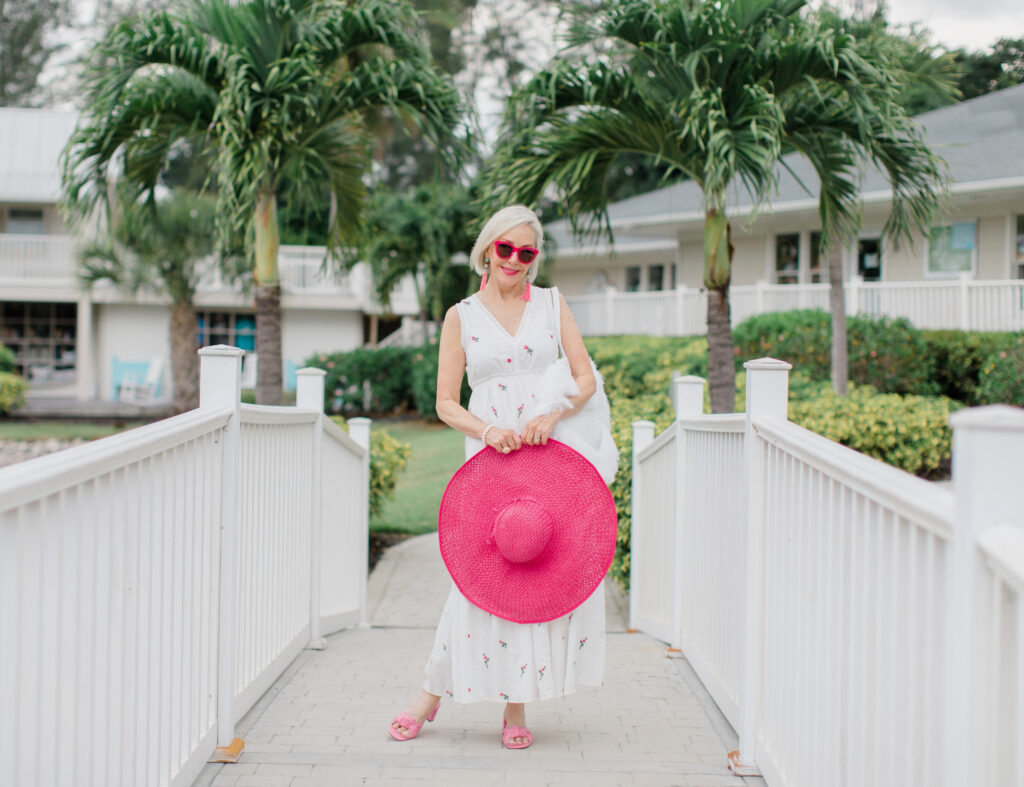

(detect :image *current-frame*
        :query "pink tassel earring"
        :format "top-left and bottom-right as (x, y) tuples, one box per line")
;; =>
(520, 281), (531, 302)
(480, 260), (488, 291)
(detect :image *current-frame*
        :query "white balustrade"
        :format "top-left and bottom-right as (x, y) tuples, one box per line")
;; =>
(629, 359), (1024, 787)
(0, 234), (77, 283)
(567, 279), (1024, 336)
(0, 345), (371, 787)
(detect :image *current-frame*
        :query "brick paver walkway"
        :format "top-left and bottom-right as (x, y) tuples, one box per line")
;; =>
(193, 534), (766, 787)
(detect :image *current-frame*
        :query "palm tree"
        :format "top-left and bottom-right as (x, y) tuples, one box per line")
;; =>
(63, 0), (462, 404)
(78, 188), (233, 412)
(488, 0), (947, 412)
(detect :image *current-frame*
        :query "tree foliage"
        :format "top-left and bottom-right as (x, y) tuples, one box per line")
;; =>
(487, 0), (947, 411)
(956, 38), (1024, 100)
(346, 182), (475, 322)
(0, 0), (71, 106)
(64, 0), (463, 403)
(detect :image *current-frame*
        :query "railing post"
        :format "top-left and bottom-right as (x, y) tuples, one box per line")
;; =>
(731, 357), (791, 776)
(629, 420), (656, 631)
(672, 374), (705, 420)
(347, 417), (372, 628)
(296, 368), (327, 650)
(199, 345), (245, 763)
(947, 405), (1024, 787)
(671, 375), (705, 649)
(846, 274), (861, 316)
(605, 286), (617, 334)
(958, 271), (972, 331)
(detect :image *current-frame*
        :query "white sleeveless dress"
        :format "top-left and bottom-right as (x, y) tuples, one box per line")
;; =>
(422, 286), (606, 703)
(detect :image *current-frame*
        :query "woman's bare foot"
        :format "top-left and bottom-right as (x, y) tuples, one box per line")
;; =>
(503, 702), (529, 747)
(390, 689), (441, 739)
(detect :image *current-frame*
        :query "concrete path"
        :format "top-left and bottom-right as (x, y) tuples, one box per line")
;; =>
(194, 534), (766, 787)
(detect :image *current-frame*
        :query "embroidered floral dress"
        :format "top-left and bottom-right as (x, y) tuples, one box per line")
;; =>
(422, 286), (606, 703)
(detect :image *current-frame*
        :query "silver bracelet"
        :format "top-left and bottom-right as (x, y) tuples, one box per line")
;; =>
(480, 424), (496, 444)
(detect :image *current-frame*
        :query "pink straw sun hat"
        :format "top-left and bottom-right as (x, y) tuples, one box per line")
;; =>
(438, 439), (618, 624)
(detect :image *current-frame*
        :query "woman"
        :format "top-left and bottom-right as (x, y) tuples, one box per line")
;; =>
(388, 205), (608, 749)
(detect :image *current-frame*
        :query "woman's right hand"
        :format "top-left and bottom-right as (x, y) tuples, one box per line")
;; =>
(484, 426), (522, 454)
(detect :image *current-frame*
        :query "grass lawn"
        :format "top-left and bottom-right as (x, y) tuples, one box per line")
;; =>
(0, 420), (146, 441)
(371, 418), (465, 535)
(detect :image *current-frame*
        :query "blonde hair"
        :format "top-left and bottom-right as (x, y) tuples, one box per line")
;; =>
(469, 205), (544, 284)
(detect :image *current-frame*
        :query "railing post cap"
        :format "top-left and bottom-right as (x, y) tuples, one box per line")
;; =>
(632, 419), (656, 428)
(950, 404), (1024, 432)
(199, 345), (245, 358)
(348, 417), (372, 425)
(674, 374), (706, 384)
(295, 367), (327, 378)
(743, 357), (792, 371)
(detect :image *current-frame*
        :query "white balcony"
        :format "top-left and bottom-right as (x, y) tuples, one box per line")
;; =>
(0, 235), (420, 314)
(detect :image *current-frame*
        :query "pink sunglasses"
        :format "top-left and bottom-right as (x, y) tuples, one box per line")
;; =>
(493, 240), (539, 265)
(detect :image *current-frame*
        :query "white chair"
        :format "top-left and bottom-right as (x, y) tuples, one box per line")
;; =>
(240, 353), (257, 390)
(118, 358), (164, 404)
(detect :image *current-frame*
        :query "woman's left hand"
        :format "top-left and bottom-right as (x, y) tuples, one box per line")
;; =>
(520, 411), (563, 446)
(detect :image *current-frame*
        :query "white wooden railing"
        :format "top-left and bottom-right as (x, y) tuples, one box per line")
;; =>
(0, 235), (418, 312)
(630, 362), (1024, 787)
(0, 346), (370, 787)
(570, 276), (1024, 335)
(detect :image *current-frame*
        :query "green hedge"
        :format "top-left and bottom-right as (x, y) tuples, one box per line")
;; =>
(734, 310), (938, 395)
(978, 333), (1024, 407)
(0, 371), (26, 415)
(788, 384), (959, 477)
(0, 344), (15, 374)
(308, 347), (417, 415)
(922, 329), (1023, 405)
(330, 417), (411, 518)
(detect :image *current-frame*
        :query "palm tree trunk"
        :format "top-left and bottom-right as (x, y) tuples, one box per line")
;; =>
(704, 208), (735, 413)
(170, 300), (199, 413)
(828, 246), (848, 396)
(254, 187), (283, 405)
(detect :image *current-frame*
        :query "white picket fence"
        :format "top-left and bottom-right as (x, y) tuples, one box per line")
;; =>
(0, 347), (371, 787)
(569, 276), (1024, 336)
(630, 362), (1024, 787)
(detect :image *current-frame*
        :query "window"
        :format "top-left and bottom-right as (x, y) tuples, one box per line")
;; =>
(625, 266), (642, 292)
(775, 234), (799, 284)
(648, 264), (665, 291)
(196, 311), (256, 351)
(0, 301), (77, 383)
(810, 232), (823, 283)
(858, 238), (882, 282)
(927, 221), (975, 277)
(1016, 215), (1024, 279)
(6, 207), (45, 235)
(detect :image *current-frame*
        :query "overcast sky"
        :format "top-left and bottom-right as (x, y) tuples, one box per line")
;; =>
(851, 0), (1024, 51)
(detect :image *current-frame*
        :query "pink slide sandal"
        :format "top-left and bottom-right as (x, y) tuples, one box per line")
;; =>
(502, 719), (533, 749)
(388, 702), (440, 741)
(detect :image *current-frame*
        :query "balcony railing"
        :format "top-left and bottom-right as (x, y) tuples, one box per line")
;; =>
(0, 235), (419, 313)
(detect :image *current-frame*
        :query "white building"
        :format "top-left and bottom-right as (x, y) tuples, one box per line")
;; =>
(547, 84), (1024, 296)
(0, 108), (418, 409)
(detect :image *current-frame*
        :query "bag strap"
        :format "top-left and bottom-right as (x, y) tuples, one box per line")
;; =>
(549, 286), (564, 357)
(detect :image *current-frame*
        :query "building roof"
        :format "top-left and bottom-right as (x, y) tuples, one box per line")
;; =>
(547, 83), (1024, 251)
(0, 108), (79, 204)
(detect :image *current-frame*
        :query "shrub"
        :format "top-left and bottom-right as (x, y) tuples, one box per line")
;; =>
(330, 417), (411, 518)
(585, 335), (707, 399)
(409, 344), (471, 420)
(921, 330), (1017, 404)
(0, 344), (15, 374)
(733, 310), (938, 395)
(788, 384), (959, 477)
(977, 333), (1024, 407)
(0, 371), (27, 414)
(308, 347), (417, 415)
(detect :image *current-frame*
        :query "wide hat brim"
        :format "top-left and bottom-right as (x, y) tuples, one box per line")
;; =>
(438, 439), (617, 624)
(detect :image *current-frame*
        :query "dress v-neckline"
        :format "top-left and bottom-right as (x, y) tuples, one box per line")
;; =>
(473, 292), (532, 340)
